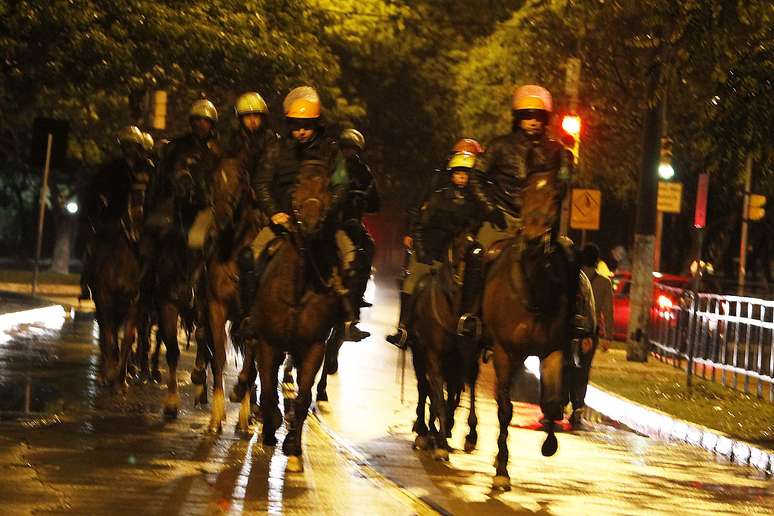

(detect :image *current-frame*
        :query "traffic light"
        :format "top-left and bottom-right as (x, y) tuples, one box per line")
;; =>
(747, 193), (766, 221)
(659, 136), (674, 180)
(561, 114), (581, 164)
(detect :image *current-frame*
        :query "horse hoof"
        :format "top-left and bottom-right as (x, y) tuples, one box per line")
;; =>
(190, 367), (206, 385)
(541, 433), (558, 457)
(432, 448), (450, 461)
(464, 438), (477, 453)
(229, 383), (247, 403)
(413, 435), (430, 450)
(316, 391), (328, 402)
(493, 475), (511, 491)
(151, 369), (162, 384)
(194, 384), (208, 406)
(286, 456), (304, 473)
(163, 406), (178, 420)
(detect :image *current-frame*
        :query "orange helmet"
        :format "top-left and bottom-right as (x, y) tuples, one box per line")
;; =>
(285, 98), (321, 119)
(452, 137), (484, 155)
(512, 84), (553, 112)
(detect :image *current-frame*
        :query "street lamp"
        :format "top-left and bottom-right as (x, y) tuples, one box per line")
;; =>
(659, 136), (674, 179)
(66, 200), (78, 214)
(658, 162), (675, 180)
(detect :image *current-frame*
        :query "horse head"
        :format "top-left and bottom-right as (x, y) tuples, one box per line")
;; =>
(292, 159), (332, 237)
(212, 158), (246, 230)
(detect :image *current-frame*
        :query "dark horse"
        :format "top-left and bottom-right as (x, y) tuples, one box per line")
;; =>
(145, 144), (215, 419)
(483, 172), (574, 491)
(90, 220), (141, 389)
(250, 160), (341, 473)
(410, 232), (481, 460)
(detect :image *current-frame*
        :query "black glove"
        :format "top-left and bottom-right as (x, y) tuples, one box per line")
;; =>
(488, 209), (507, 230)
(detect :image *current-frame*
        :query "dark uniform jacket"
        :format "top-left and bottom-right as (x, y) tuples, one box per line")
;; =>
(157, 132), (221, 209)
(414, 184), (487, 264)
(84, 156), (154, 230)
(225, 126), (280, 185)
(342, 153), (379, 222)
(407, 167), (446, 238)
(471, 130), (572, 218)
(254, 127), (348, 219)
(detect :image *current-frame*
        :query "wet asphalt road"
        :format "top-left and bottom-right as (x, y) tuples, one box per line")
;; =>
(1, 286), (773, 515)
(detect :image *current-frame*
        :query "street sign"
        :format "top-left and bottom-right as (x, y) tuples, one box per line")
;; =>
(570, 188), (601, 230)
(657, 181), (682, 213)
(694, 173), (709, 228)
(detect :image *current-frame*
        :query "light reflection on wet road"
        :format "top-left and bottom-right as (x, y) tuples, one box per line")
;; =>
(0, 286), (772, 515)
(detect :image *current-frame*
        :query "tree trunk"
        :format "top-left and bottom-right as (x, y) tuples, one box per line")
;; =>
(50, 209), (74, 274)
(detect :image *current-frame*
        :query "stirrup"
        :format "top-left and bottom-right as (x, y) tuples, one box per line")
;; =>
(386, 327), (408, 350)
(456, 313), (482, 339)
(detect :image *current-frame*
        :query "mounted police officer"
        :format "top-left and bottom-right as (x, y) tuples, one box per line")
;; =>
(338, 128), (379, 311)
(462, 84), (594, 341)
(386, 138), (485, 346)
(241, 87), (369, 342)
(79, 125), (154, 300)
(386, 151), (488, 348)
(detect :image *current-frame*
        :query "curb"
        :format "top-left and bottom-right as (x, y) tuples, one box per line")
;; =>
(584, 384), (774, 475)
(520, 356), (774, 475)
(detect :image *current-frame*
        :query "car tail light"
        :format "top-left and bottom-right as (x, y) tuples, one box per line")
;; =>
(657, 294), (673, 309)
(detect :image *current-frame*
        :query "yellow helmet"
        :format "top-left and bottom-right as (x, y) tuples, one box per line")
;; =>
(235, 92), (268, 117)
(447, 151), (477, 171)
(339, 128), (365, 151)
(512, 85), (553, 112)
(285, 98), (321, 119)
(117, 125), (144, 146)
(141, 132), (154, 152)
(189, 99), (218, 123)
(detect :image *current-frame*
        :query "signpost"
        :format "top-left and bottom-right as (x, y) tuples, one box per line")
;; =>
(30, 118), (69, 296)
(654, 181), (682, 270)
(687, 173), (709, 387)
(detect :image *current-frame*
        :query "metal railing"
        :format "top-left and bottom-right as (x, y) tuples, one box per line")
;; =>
(649, 286), (774, 402)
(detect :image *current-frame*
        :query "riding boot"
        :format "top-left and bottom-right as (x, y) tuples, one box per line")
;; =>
(338, 268), (370, 342)
(386, 292), (412, 349)
(236, 247), (259, 339)
(457, 241), (484, 338)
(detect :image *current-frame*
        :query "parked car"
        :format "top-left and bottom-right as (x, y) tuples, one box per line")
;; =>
(612, 272), (691, 341)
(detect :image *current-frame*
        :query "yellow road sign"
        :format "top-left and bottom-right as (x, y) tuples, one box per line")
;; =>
(570, 189), (601, 230)
(657, 181), (682, 213)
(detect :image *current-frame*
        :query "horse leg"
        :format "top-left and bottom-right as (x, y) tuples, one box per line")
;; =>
(115, 302), (139, 391)
(159, 303), (180, 419)
(191, 321), (212, 405)
(258, 340), (282, 446)
(94, 306), (110, 386)
(282, 354), (294, 385)
(411, 345), (431, 450)
(445, 377), (462, 438)
(136, 312), (151, 382)
(284, 341), (326, 473)
(539, 349), (564, 457)
(150, 325), (162, 384)
(315, 359), (329, 403)
(493, 343), (514, 491)
(426, 349), (450, 460)
(208, 300), (227, 433)
(464, 358), (480, 453)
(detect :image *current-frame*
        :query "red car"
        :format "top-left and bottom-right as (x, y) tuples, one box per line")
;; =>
(612, 272), (691, 341)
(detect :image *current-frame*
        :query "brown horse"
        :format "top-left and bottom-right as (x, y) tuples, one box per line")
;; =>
(409, 232), (482, 460)
(483, 172), (574, 491)
(90, 221), (141, 389)
(250, 160), (342, 473)
(201, 157), (260, 432)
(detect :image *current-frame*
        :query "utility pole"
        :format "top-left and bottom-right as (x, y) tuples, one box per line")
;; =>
(560, 56), (582, 236)
(626, 71), (662, 362)
(654, 92), (668, 272)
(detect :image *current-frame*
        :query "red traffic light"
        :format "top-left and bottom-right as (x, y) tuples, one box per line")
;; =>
(561, 114), (581, 137)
